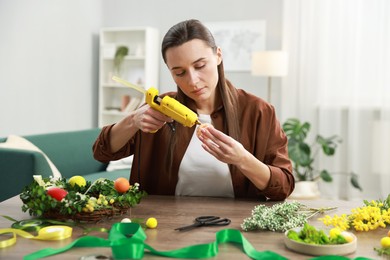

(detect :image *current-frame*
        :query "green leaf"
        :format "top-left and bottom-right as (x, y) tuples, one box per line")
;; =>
(316, 135), (342, 156)
(288, 140), (312, 166)
(374, 247), (390, 256)
(1, 215), (18, 222)
(114, 46), (129, 73)
(385, 194), (390, 209)
(350, 173), (363, 191)
(283, 118), (310, 142)
(320, 170), (332, 182)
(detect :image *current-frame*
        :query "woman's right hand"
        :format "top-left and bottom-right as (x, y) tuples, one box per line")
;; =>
(109, 104), (173, 153)
(132, 104), (173, 133)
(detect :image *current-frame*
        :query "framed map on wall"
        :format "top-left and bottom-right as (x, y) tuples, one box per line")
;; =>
(206, 20), (266, 72)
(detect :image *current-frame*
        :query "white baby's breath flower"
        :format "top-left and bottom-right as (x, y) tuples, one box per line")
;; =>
(241, 201), (336, 232)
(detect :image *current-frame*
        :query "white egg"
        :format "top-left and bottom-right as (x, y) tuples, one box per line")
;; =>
(121, 218), (132, 223)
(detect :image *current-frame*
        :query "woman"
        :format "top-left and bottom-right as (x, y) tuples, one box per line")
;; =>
(93, 19), (294, 201)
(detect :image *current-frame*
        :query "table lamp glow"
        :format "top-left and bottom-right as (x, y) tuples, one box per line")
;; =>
(251, 51), (288, 102)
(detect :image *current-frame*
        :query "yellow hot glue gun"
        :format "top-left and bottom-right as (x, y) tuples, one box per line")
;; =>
(112, 76), (201, 128)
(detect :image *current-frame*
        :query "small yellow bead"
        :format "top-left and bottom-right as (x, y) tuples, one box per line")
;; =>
(146, 217), (158, 229)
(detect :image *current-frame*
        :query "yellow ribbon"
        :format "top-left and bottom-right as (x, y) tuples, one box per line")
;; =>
(0, 226), (72, 248)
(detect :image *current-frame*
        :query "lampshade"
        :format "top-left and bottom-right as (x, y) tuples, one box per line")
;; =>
(251, 51), (288, 77)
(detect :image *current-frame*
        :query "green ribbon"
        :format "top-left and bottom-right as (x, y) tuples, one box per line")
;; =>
(23, 223), (371, 260)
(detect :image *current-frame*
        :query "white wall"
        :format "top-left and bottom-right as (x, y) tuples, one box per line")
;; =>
(0, 0), (101, 136)
(0, 0), (283, 136)
(101, 0), (284, 108)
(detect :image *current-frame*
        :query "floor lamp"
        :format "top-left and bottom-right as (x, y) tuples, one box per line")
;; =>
(251, 51), (288, 102)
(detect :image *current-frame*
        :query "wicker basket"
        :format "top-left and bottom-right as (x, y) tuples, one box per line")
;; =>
(42, 206), (131, 222)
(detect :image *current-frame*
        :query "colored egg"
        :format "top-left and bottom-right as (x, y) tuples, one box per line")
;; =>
(47, 187), (68, 201)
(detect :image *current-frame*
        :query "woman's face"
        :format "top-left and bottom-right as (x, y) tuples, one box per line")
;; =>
(165, 39), (222, 110)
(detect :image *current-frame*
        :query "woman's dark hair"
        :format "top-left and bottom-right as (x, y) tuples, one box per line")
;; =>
(162, 19), (216, 63)
(161, 19), (240, 175)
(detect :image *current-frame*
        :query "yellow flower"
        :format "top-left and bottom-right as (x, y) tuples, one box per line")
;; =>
(319, 214), (350, 231)
(319, 196), (390, 232)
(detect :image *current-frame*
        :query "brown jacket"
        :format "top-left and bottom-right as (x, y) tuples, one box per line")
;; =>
(93, 89), (294, 201)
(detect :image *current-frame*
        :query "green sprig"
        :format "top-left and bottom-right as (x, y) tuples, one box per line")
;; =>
(374, 247), (390, 256)
(241, 201), (336, 232)
(364, 194), (390, 210)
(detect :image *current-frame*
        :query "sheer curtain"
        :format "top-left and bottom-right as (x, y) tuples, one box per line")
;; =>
(281, 0), (390, 200)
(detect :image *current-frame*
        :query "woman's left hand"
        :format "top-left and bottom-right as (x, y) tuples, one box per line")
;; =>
(198, 125), (249, 165)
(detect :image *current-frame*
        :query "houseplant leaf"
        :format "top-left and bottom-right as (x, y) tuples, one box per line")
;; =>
(114, 46), (129, 74)
(283, 118), (362, 191)
(316, 135), (342, 156)
(350, 173), (363, 191)
(320, 170), (332, 182)
(288, 139), (312, 167)
(283, 118), (310, 142)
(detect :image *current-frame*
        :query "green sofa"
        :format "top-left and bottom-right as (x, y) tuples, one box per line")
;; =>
(0, 128), (130, 202)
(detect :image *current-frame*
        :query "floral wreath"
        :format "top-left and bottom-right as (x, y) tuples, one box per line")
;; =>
(20, 175), (147, 222)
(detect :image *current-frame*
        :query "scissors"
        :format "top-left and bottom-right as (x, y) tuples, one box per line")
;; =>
(175, 216), (231, 231)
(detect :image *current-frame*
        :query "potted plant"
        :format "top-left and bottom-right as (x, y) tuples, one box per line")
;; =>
(282, 118), (362, 198)
(113, 46), (129, 76)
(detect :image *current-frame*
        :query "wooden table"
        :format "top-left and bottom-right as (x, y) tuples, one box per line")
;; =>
(0, 195), (382, 259)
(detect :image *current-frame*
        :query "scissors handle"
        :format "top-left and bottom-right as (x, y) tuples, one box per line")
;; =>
(195, 216), (219, 223)
(196, 216), (231, 226)
(175, 216), (231, 231)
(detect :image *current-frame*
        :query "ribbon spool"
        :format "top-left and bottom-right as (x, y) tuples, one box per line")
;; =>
(0, 225), (72, 248)
(11, 220), (45, 232)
